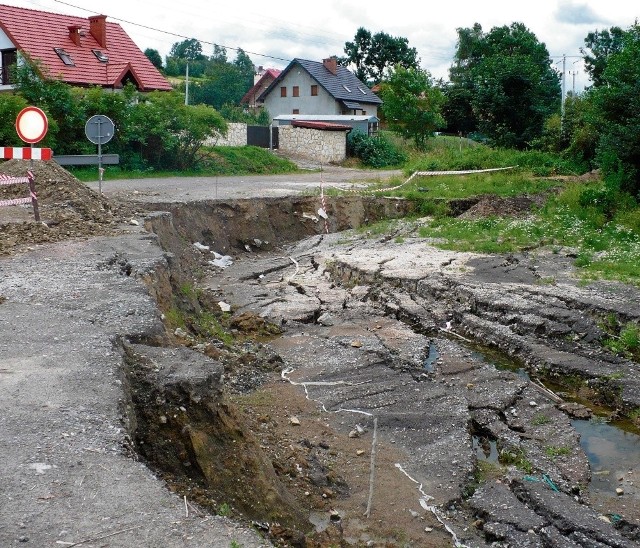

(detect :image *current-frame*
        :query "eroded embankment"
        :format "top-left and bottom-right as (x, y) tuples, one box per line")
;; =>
(126, 195), (640, 547)
(141, 195), (416, 255)
(117, 196), (419, 545)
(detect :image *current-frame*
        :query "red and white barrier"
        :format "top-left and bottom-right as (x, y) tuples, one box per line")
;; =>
(0, 146), (50, 222)
(0, 196), (32, 206)
(0, 146), (52, 161)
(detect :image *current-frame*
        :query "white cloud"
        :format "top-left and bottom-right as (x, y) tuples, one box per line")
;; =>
(10, 0), (640, 90)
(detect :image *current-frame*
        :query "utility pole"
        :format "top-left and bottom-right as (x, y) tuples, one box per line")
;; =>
(561, 54), (566, 116)
(185, 62), (190, 106)
(569, 70), (578, 95)
(554, 54), (582, 116)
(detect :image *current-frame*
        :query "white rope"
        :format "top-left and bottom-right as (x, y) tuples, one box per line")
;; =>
(395, 463), (471, 548)
(364, 417), (378, 517)
(326, 166), (518, 194)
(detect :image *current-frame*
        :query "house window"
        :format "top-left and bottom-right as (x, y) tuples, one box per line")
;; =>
(310, 85), (318, 96)
(1, 49), (17, 85)
(342, 84), (351, 93)
(54, 47), (74, 66)
(358, 86), (368, 95)
(280, 86), (287, 97)
(292, 86), (299, 97)
(92, 49), (109, 63)
(292, 109), (299, 114)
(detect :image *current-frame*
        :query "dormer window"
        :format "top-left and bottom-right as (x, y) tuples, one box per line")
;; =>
(54, 47), (74, 66)
(342, 84), (351, 93)
(358, 87), (368, 95)
(92, 49), (109, 63)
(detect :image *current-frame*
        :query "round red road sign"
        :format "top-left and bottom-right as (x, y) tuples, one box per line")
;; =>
(16, 106), (49, 144)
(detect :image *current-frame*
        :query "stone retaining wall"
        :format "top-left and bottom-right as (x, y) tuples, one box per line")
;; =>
(205, 122), (247, 147)
(278, 125), (347, 163)
(205, 123), (348, 164)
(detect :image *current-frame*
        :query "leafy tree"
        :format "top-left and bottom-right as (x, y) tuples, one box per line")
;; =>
(165, 39), (208, 77)
(191, 63), (247, 110)
(78, 83), (140, 158)
(144, 48), (164, 71)
(187, 50), (255, 110)
(0, 93), (28, 146)
(581, 26), (625, 87)
(342, 27), (373, 82)
(165, 56), (206, 78)
(379, 65), (445, 150)
(210, 44), (228, 65)
(128, 91), (227, 170)
(531, 94), (596, 172)
(170, 38), (205, 61)
(342, 27), (419, 84)
(440, 82), (476, 135)
(587, 21), (640, 199)
(447, 22), (560, 149)
(560, 94), (598, 165)
(233, 48), (255, 91)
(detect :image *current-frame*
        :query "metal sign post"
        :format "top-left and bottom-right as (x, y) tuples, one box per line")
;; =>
(85, 115), (115, 194)
(13, 106), (50, 222)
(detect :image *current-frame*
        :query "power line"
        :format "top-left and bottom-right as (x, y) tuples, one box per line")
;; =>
(52, 0), (292, 62)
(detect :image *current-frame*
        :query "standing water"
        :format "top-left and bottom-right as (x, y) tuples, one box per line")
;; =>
(573, 418), (640, 496)
(466, 342), (640, 504)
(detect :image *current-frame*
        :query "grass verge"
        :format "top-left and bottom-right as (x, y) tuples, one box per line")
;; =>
(69, 146), (299, 181)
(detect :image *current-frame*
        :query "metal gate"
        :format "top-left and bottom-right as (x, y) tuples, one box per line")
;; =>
(247, 125), (278, 149)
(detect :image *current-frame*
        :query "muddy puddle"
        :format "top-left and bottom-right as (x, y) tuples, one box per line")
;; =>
(466, 341), (640, 504)
(574, 419), (640, 494)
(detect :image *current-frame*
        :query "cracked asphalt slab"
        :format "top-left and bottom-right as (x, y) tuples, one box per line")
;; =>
(0, 233), (269, 547)
(2, 160), (640, 547)
(208, 228), (640, 547)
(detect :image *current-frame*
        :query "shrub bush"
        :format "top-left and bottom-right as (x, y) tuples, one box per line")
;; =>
(347, 131), (406, 168)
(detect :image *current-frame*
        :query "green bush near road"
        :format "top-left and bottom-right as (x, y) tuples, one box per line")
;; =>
(69, 146), (299, 181)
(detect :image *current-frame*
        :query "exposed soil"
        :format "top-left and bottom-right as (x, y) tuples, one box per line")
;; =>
(0, 160), (445, 546)
(0, 160), (141, 255)
(2, 160), (639, 548)
(458, 194), (548, 219)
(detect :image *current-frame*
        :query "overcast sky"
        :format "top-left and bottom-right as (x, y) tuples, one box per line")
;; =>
(8, 0), (640, 91)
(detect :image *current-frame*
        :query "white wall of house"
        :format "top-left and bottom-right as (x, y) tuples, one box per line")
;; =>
(278, 126), (347, 164)
(0, 28), (14, 49)
(262, 69), (340, 118)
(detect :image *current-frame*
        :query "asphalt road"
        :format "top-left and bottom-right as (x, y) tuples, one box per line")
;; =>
(85, 166), (403, 202)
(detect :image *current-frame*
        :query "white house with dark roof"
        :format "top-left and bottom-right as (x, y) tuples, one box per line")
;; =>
(258, 57), (382, 119)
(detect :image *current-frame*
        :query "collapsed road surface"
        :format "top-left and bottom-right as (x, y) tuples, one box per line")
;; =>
(1, 160), (640, 547)
(202, 226), (640, 547)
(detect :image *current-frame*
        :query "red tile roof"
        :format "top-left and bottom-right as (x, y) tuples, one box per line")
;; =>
(291, 120), (352, 131)
(240, 68), (281, 105)
(0, 4), (172, 91)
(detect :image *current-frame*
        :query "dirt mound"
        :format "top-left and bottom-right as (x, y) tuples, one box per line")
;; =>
(0, 160), (139, 255)
(458, 194), (547, 219)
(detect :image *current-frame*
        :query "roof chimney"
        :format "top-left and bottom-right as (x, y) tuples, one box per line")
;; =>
(323, 56), (337, 75)
(89, 15), (107, 48)
(68, 25), (82, 46)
